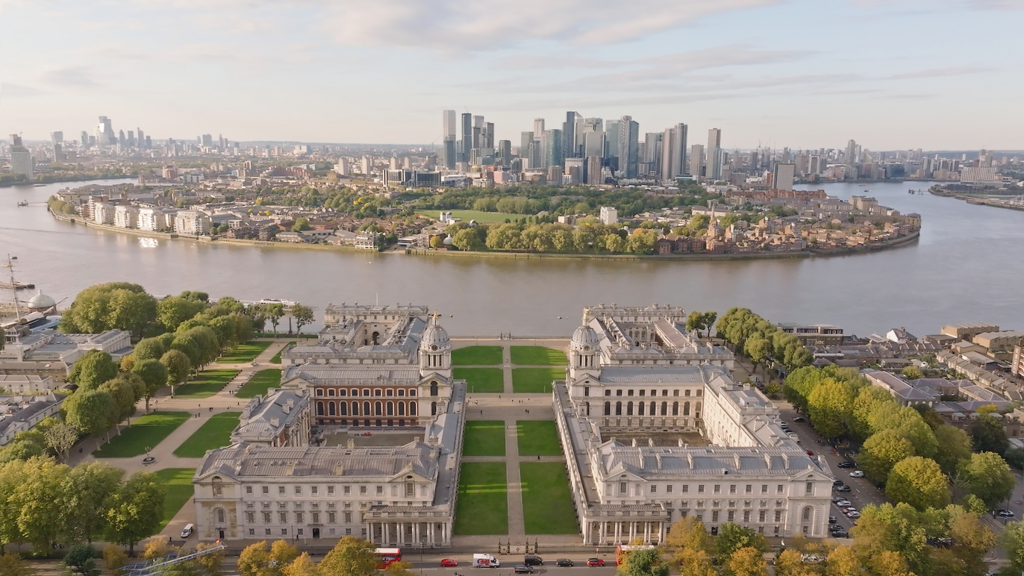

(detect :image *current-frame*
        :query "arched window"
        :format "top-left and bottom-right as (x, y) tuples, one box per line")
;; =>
(626, 401), (633, 416)
(604, 402), (611, 416)
(339, 402), (347, 416)
(661, 402), (668, 416)
(431, 402), (437, 416)
(351, 402), (359, 416)
(386, 402), (394, 416)
(615, 402), (622, 416)
(398, 402), (405, 416)
(316, 402), (324, 416)
(375, 401), (383, 416)
(649, 401), (656, 416)
(672, 402), (679, 416)
(430, 382), (439, 396)
(363, 401), (371, 417)
(328, 402), (336, 416)
(802, 507), (812, 521)
(683, 401), (691, 416)
(410, 402), (417, 416)
(638, 402), (645, 416)
(216, 508), (226, 523)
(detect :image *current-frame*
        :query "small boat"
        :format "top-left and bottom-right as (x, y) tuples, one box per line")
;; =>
(17, 200), (28, 207)
(0, 281), (35, 290)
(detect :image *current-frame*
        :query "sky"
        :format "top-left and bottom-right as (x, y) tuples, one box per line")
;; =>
(1, 0), (1022, 150)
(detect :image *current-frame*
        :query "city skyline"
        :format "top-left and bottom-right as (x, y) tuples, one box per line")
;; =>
(1, 0), (1022, 149)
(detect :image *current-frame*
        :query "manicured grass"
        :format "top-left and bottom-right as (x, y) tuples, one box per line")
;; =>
(453, 462), (508, 535)
(520, 462), (579, 535)
(463, 421), (506, 457)
(94, 411), (191, 458)
(175, 369), (240, 399)
(452, 346), (503, 366)
(510, 346), (567, 366)
(154, 468), (197, 530)
(173, 412), (242, 457)
(454, 368), (505, 393)
(417, 210), (518, 224)
(235, 369), (283, 399)
(516, 420), (563, 456)
(511, 368), (564, 393)
(269, 342), (296, 365)
(215, 341), (273, 364)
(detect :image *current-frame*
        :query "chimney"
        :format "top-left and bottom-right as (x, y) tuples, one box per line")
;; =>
(346, 438), (355, 449)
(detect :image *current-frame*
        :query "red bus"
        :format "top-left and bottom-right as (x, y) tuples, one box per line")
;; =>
(616, 544), (655, 566)
(375, 548), (402, 568)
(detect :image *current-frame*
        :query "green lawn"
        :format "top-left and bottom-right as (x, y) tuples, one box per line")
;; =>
(452, 346), (503, 366)
(516, 420), (563, 456)
(215, 341), (273, 364)
(453, 462), (508, 535)
(417, 210), (518, 224)
(520, 462), (579, 535)
(94, 411), (191, 458)
(154, 468), (197, 530)
(511, 368), (563, 393)
(463, 421), (506, 457)
(453, 368), (505, 393)
(173, 412), (242, 457)
(269, 342), (296, 365)
(175, 369), (240, 399)
(235, 369), (283, 399)
(510, 346), (567, 366)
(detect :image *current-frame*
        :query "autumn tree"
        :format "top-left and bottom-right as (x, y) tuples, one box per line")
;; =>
(0, 552), (37, 576)
(619, 548), (669, 576)
(282, 553), (319, 576)
(885, 456), (950, 511)
(715, 523), (766, 564)
(851, 503), (928, 573)
(102, 544), (129, 575)
(806, 377), (853, 439)
(932, 425), (974, 476)
(824, 546), (863, 576)
(725, 547), (768, 576)
(676, 549), (716, 576)
(318, 537), (378, 576)
(859, 428), (915, 484)
(849, 386), (895, 442)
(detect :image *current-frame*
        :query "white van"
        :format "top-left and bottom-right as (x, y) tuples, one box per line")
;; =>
(473, 554), (500, 568)
(181, 523), (195, 538)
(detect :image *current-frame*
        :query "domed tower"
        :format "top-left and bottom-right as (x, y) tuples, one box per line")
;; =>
(27, 290), (57, 314)
(419, 315), (452, 379)
(569, 324), (601, 381)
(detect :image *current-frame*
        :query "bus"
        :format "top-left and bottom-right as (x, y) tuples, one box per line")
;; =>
(616, 544), (655, 566)
(374, 548), (402, 569)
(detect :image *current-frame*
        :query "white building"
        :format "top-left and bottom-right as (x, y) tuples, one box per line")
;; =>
(0, 329), (133, 378)
(232, 389), (313, 447)
(599, 206), (618, 225)
(10, 146), (33, 178)
(555, 305), (834, 545)
(0, 393), (65, 446)
(175, 211), (212, 236)
(138, 207), (175, 231)
(92, 202), (115, 224)
(113, 205), (139, 229)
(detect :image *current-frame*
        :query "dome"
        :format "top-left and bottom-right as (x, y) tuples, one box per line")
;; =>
(442, 236), (454, 246)
(27, 290), (56, 310)
(571, 325), (600, 350)
(421, 317), (451, 350)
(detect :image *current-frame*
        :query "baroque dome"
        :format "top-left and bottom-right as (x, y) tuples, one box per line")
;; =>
(27, 290), (56, 310)
(571, 325), (600, 349)
(421, 317), (451, 350)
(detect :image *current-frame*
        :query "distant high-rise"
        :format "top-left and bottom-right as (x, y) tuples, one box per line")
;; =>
(533, 118), (545, 139)
(562, 111), (581, 160)
(80, 130), (90, 148)
(473, 115), (484, 150)
(643, 133), (662, 177)
(845, 139), (858, 180)
(137, 128), (146, 148)
(706, 128), (722, 180)
(772, 163), (795, 191)
(483, 122), (495, 150)
(497, 140), (512, 165)
(442, 110), (457, 169)
(460, 113), (472, 163)
(809, 155), (823, 175)
(9, 134), (32, 178)
(96, 116), (115, 146)
(540, 129), (563, 169)
(520, 132), (534, 169)
(605, 120), (620, 164)
(586, 156), (603, 185)
(617, 116), (639, 178)
(50, 131), (63, 144)
(690, 144), (705, 178)
(660, 123), (688, 181)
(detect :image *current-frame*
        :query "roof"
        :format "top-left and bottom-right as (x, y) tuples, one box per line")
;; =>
(233, 389), (310, 442)
(283, 365), (423, 385)
(597, 442), (826, 478)
(196, 442), (438, 481)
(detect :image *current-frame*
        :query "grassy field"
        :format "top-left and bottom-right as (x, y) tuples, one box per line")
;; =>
(453, 462), (508, 535)
(216, 341), (273, 364)
(94, 411), (191, 458)
(173, 412), (242, 457)
(453, 368), (505, 393)
(175, 369), (240, 399)
(236, 369), (283, 399)
(510, 346), (567, 366)
(520, 462), (579, 535)
(269, 342), (296, 364)
(463, 421), (506, 457)
(417, 210), (519, 224)
(511, 368), (563, 393)
(516, 421), (563, 456)
(154, 468), (198, 530)
(452, 346), (503, 366)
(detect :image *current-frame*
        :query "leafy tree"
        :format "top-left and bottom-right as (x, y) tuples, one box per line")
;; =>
(959, 451), (1015, 508)
(901, 365), (924, 380)
(102, 544), (130, 575)
(108, 290), (159, 340)
(291, 305), (315, 334)
(969, 414), (1009, 455)
(141, 539), (175, 560)
(1002, 520), (1024, 575)
(292, 217), (311, 232)
(783, 366), (822, 414)
(664, 516), (712, 554)
(105, 472), (166, 555)
(715, 523), (766, 563)
(851, 503), (928, 573)
(0, 440), (44, 464)
(824, 546), (862, 576)
(869, 551), (913, 576)
(619, 548), (669, 576)
(686, 311), (705, 335)
(885, 456), (950, 510)
(266, 303), (285, 335)
(180, 326), (219, 368)
(869, 404), (937, 459)
(67, 350), (119, 391)
(724, 547), (767, 576)
(850, 387), (896, 441)
(806, 377), (853, 439)
(194, 541), (227, 576)
(743, 338), (772, 377)
(771, 550), (807, 576)
(66, 462), (124, 543)
(100, 375), (145, 431)
(157, 296), (207, 332)
(64, 390), (116, 436)
(1005, 447), (1024, 471)
(44, 422), (80, 463)
(60, 283), (157, 339)
(452, 228), (483, 251)
(282, 553), (319, 576)
(947, 506), (996, 576)
(161, 349), (191, 394)
(170, 333), (202, 368)
(429, 235), (444, 249)
(701, 312), (718, 338)
(10, 457), (73, 551)
(911, 404), (945, 431)
(0, 552), (37, 576)
(318, 537), (378, 576)
(676, 549), (716, 576)
(132, 358), (169, 412)
(859, 428), (915, 484)
(63, 544), (100, 576)
(933, 425), (974, 476)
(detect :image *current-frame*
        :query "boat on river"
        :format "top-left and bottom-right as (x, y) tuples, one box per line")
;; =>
(17, 200), (28, 207)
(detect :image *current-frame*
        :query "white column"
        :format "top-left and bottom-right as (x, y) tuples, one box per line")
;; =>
(383, 522), (389, 544)
(644, 522), (650, 543)
(629, 522), (635, 542)
(600, 521), (606, 544)
(614, 522), (620, 543)
(398, 522), (404, 545)
(414, 523), (420, 544)
(659, 522), (665, 543)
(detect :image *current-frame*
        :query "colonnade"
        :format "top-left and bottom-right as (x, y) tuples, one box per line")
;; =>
(366, 520), (452, 546)
(583, 520), (666, 546)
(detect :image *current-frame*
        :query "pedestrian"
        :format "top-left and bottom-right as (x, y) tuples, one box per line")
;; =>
(537, 455), (540, 460)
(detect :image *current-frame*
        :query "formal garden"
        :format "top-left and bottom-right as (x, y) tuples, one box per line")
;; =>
(453, 367), (504, 393)
(452, 345), (503, 365)
(462, 421), (507, 457)
(453, 462), (509, 535)
(511, 368), (564, 393)
(94, 411), (191, 458)
(173, 412), (242, 458)
(519, 462), (578, 535)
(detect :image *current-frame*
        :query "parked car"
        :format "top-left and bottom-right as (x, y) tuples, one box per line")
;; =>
(846, 511), (861, 519)
(180, 523), (194, 538)
(524, 556), (544, 566)
(440, 559), (458, 567)
(993, 509), (1016, 519)
(832, 497), (845, 503)
(833, 480), (845, 487)
(837, 461), (855, 468)
(793, 416), (805, 422)
(586, 559), (605, 567)
(849, 470), (865, 478)
(806, 450), (815, 456)
(829, 516), (837, 524)
(555, 559), (574, 567)
(514, 566), (534, 574)
(836, 485), (852, 493)
(831, 529), (849, 538)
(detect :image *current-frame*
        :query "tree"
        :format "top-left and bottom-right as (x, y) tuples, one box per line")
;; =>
(266, 303), (285, 335)
(63, 544), (100, 576)
(133, 358), (169, 412)
(604, 234), (625, 253)
(133, 338), (167, 362)
(318, 537), (378, 576)
(157, 296), (207, 332)
(1006, 447), (1024, 471)
(702, 312), (718, 338)
(947, 506), (996, 576)
(970, 414), (1009, 455)
(901, 365), (924, 380)
(959, 451), (1015, 508)
(771, 550), (807, 576)
(676, 549), (716, 576)
(885, 456), (950, 511)
(851, 503), (928, 573)
(291, 304), (315, 334)
(806, 378), (853, 439)
(67, 350), (119, 391)
(619, 548), (669, 576)
(60, 283), (157, 338)
(911, 404), (944, 431)
(161, 349), (191, 395)
(686, 311), (705, 335)
(282, 553), (319, 576)
(869, 551), (913, 576)
(0, 552), (36, 576)
(108, 290), (160, 339)
(626, 229), (657, 254)
(105, 472), (166, 554)
(783, 366), (823, 414)
(859, 429), (915, 484)
(1002, 520), (1024, 575)
(237, 542), (273, 576)
(452, 228), (483, 251)
(64, 390), (116, 437)
(724, 547), (767, 576)
(743, 338), (772, 377)
(170, 333), (202, 368)
(850, 385), (895, 440)
(824, 546), (862, 576)
(194, 541), (227, 576)
(100, 375), (145, 432)
(66, 462), (124, 544)
(664, 516), (712, 554)
(141, 539), (175, 560)
(933, 425), (974, 476)
(715, 523), (766, 564)
(103, 544), (130, 575)
(429, 235), (444, 249)
(44, 422), (79, 463)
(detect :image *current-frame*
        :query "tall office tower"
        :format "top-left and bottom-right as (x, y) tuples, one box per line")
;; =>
(460, 113), (473, 163)
(661, 123), (687, 181)
(473, 115), (484, 149)
(50, 131), (63, 144)
(96, 116), (115, 146)
(808, 155), (822, 175)
(80, 131), (90, 148)
(540, 129), (563, 169)
(573, 115), (586, 157)
(586, 156), (603, 185)
(643, 132), (662, 177)
(845, 139), (857, 179)
(9, 134), (32, 178)
(706, 128), (722, 180)
(520, 131), (534, 169)
(772, 163), (795, 190)
(690, 144), (705, 178)
(605, 120), (620, 163)
(442, 110), (457, 169)
(9, 134), (22, 146)
(145, 135), (151, 148)
(584, 130), (605, 158)
(137, 128), (146, 148)
(562, 111), (581, 160)
(497, 140), (512, 165)
(126, 131), (134, 147)
(617, 116), (639, 178)
(795, 152), (809, 176)
(117, 130), (126, 146)
(483, 122), (495, 150)
(533, 118), (545, 139)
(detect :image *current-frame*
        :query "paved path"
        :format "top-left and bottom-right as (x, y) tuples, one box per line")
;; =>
(504, 420), (526, 536)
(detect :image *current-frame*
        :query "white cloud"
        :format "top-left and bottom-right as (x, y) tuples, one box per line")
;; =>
(0, 82), (44, 98)
(39, 66), (99, 88)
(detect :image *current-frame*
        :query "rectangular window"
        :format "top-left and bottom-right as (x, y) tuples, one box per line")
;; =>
(263, 512), (271, 523)
(745, 485), (752, 494)
(282, 529), (288, 535)
(805, 482), (813, 495)
(344, 486), (351, 495)
(295, 486), (302, 495)
(406, 483), (415, 497)
(667, 485), (673, 493)
(295, 512), (304, 524)
(605, 390), (611, 396)
(777, 484), (784, 494)
(714, 485), (721, 494)
(360, 486), (367, 495)
(328, 512), (336, 523)
(328, 486), (335, 495)
(246, 512), (255, 523)
(761, 485), (768, 494)
(346, 528), (352, 535)
(729, 485), (736, 494)
(650, 485), (657, 494)
(743, 511), (750, 522)
(775, 511), (782, 522)
(682, 485), (689, 493)
(712, 511), (719, 522)
(279, 486), (285, 495)
(620, 482), (627, 494)
(246, 486), (253, 494)
(759, 511), (766, 522)
(639, 390), (645, 397)
(262, 486), (269, 494)
(584, 387), (590, 397)
(249, 528), (255, 536)
(214, 485), (222, 496)
(265, 529), (271, 536)
(376, 486), (383, 495)
(297, 529), (304, 536)
(312, 513), (319, 524)
(279, 512), (287, 523)
(345, 512), (352, 523)
(312, 486), (318, 495)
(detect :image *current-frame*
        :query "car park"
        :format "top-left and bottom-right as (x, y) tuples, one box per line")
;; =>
(555, 559), (574, 567)
(586, 559), (605, 567)
(514, 566), (534, 574)
(440, 560), (458, 567)
(849, 470), (865, 478)
(524, 556), (544, 566)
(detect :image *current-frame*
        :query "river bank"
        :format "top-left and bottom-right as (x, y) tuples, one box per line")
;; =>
(1, 175), (134, 189)
(927, 186), (1024, 213)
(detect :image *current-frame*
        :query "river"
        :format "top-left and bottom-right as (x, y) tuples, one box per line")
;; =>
(0, 179), (1020, 338)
